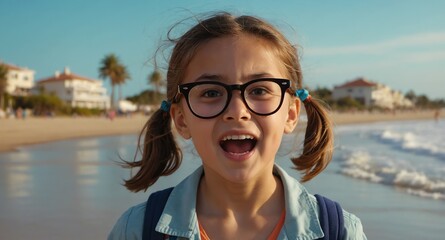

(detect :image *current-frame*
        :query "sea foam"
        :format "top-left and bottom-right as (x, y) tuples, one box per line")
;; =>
(340, 149), (445, 201)
(376, 129), (445, 160)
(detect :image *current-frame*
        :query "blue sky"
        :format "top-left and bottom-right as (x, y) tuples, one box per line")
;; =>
(1, 0), (444, 99)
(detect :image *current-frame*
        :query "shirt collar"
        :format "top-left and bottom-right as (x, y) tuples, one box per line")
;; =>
(155, 167), (202, 238)
(274, 165), (324, 239)
(155, 165), (323, 239)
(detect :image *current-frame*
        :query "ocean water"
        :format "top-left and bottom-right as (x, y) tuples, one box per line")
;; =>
(333, 120), (445, 201)
(278, 119), (445, 239)
(0, 119), (444, 239)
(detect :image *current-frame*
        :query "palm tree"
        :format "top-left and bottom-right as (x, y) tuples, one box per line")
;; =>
(0, 64), (9, 110)
(99, 54), (127, 109)
(148, 69), (164, 103)
(116, 64), (131, 102)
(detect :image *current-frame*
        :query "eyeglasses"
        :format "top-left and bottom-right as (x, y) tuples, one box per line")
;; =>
(176, 78), (291, 119)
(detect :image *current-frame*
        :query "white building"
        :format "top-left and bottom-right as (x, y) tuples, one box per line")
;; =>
(36, 67), (110, 109)
(1, 61), (35, 96)
(332, 78), (413, 109)
(118, 100), (137, 112)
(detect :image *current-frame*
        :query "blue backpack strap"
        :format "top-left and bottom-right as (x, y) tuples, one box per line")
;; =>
(142, 187), (174, 240)
(315, 194), (345, 240)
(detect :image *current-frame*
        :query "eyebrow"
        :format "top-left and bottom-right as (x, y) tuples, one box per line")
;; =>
(248, 73), (275, 79)
(194, 74), (221, 82)
(193, 72), (276, 82)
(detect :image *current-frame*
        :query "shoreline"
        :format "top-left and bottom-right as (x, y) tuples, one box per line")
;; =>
(331, 109), (440, 125)
(0, 114), (148, 153)
(0, 110), (441, 153)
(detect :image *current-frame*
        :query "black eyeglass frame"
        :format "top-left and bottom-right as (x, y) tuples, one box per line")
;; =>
(176, 78), (292, 119)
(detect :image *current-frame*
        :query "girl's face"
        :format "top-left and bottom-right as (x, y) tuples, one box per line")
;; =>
(171, 33), (300, 184)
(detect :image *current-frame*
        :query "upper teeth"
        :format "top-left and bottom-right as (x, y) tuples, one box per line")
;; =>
(222, 135), (254, 141)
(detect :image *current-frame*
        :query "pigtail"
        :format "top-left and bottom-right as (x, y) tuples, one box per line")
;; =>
(122, 108), (182, 192)
(291, 98), (334, 182)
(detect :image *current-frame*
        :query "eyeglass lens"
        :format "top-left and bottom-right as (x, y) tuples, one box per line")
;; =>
(185, 80), (286, 118)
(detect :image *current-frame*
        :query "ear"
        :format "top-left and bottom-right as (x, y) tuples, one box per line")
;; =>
(170, 103), (191, 139)
(284, 97), (300, 134)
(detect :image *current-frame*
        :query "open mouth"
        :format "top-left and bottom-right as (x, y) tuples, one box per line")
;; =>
(220, 135), (257, 155)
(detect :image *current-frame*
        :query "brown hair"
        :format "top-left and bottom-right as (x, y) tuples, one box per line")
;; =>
(123, 12), (333, 192)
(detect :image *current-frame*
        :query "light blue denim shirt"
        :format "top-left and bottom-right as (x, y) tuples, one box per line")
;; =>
(108, 165), (367, 240)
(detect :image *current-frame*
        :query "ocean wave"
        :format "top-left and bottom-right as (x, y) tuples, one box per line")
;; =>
(374, 129), (445, 160)
(340, 151), (445, 201)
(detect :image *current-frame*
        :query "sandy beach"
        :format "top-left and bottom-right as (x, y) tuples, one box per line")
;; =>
(0, 110), (441, 152)
(0, 115), (148, 152)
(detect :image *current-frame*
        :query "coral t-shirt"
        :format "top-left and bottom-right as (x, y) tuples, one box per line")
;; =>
(199, 211), (286, 240)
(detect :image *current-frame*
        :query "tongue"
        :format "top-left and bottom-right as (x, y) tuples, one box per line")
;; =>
(221, 140), (254, 153)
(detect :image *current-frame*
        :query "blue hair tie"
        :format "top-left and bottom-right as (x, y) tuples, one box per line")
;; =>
(160, 100), (171, 112)
(295, 89), (310, 102)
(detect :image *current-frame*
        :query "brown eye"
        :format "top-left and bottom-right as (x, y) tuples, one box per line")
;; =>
(202, 90), (223, 98)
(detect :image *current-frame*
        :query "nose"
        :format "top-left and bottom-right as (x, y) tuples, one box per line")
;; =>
(222, 91), (251, 121)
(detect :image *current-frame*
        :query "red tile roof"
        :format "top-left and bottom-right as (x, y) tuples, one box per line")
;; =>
(0, 61), (32, 71)
(335, 78), (377, 88)
(37, 72), (98, 84)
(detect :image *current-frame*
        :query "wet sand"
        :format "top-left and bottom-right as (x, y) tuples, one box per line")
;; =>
(0, 110), (441, 152)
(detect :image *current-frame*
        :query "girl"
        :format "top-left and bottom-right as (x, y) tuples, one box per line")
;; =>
(109, 13), (367, 240)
